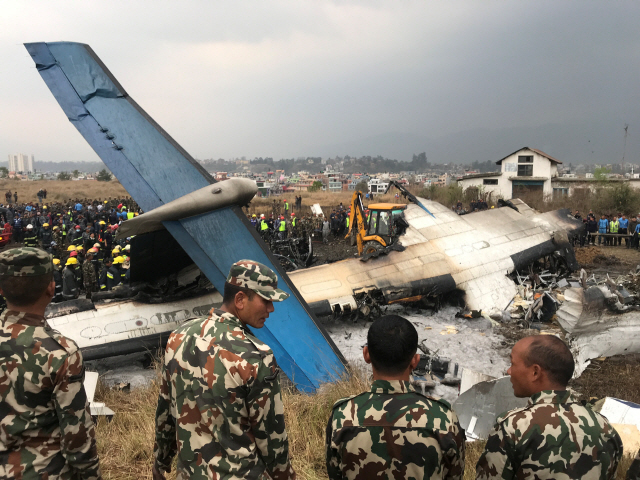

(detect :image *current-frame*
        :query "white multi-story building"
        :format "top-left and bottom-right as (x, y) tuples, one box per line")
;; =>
(8, 154), (34, 173)
(457, 147), (561, 200)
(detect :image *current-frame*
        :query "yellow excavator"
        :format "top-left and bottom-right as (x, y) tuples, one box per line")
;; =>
(344, 190), (410, 261)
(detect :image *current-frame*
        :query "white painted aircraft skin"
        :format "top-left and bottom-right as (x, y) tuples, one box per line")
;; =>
(288, 197), (581, 312)
(47, 292), (222, 350)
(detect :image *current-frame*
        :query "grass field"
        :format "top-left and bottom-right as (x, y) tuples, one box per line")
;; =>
(93, 367), (636, 480)
(0, 180), (129, 204)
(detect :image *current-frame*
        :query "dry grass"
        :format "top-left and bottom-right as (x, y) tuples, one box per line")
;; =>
(0, 180), (128, 204)
(92, 366), (638, 480)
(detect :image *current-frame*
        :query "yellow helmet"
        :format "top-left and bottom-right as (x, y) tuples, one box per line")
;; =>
(43, 223), (49, 227)
(53, 226), (59, 231)
(67, 245), (76, 252)
(65, 257), (78, 266)
(113, 255), (125, 265)
(52, 258), (60, 265)
(104, 200), (108, 204)
(76, 246), (84, 251)
(99, 221), (106, 225)
(43, 206), (47, 209)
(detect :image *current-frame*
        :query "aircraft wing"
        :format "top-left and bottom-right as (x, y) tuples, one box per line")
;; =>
(25, 41), (346, 392)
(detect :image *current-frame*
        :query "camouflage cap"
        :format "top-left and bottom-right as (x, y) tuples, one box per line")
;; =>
(0, 247), (53, 276)
(226, 259), (289, 302)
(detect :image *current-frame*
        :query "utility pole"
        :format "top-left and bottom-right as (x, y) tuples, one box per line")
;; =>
(622, 124), (629, 168)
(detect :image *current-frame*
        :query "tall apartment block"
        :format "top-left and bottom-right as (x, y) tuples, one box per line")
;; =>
(8, 154), (34, 172)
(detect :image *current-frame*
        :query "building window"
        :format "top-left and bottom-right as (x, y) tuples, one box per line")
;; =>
(553, 188), (569, 198)
(483, 179), (498, 185)
(517, 164), (533, 176)
(518, 155), (533, 163)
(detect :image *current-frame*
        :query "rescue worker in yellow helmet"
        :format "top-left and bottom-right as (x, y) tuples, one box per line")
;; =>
(106, 256), (124, 290)
(62, 257), (79, 300)
(52, 258), (63, 303)
(40, 222), (53, 249)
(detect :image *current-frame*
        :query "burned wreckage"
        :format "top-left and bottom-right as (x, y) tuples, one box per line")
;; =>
(29, 41), (630, 396)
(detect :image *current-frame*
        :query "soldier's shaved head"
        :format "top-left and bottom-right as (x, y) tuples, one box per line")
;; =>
(522, 335), (575, 386)
(367, 315), (418, 375)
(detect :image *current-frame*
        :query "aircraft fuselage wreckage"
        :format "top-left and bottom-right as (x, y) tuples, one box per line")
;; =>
(26, 42), (583, 392)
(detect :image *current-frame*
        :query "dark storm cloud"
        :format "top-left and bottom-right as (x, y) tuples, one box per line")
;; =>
(1, 1), (638, 165)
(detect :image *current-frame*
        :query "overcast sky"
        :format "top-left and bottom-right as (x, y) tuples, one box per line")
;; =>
(1, 1), (639, 165)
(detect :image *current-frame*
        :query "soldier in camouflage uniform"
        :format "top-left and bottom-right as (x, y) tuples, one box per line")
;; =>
(326, 315), (465, 480)
(153, 260), (296, 480)
(82, 251), (98, 299)
(0, 247), (101, 479)
(52, 225), (64, 258)
(476, 335), (622, 480)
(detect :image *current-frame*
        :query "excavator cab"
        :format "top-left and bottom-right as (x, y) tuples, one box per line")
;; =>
(345, 190), (409, 260)
(365, 203), (408, 250)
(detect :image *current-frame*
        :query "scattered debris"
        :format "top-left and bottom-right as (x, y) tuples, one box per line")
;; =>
(595, 397), (640, 454)
(440, 325), (459, 335)
(85, 372), (115, 422)
(452, 376), (528, 439)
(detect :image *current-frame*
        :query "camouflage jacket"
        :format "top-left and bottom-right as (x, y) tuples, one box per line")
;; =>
(628, 449), (640, 480)
(0, 310), (101, 480)
(82, 260), (96, 286)
(153, 309), (296, 480)
(475, 390), (622, 480)
(326, 379), (465, 480)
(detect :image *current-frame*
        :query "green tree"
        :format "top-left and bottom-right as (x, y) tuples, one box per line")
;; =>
(57, 171), (72, 181)
(72, 169), (79, 178)
(307, 180), (323, 192)
(0, 167), (8, 178)
(355, 180), (368, 193)
(593, 167), (611, 182)
(96, 169), (113, 182)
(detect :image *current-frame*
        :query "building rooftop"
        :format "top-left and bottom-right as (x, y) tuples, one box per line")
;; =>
(496, 147), (562, 165)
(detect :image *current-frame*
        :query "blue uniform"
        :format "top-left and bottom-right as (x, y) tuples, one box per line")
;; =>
(598, 218), (609, 233)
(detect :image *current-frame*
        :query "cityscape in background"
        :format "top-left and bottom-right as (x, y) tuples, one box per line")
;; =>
(2, 147), (639, 201)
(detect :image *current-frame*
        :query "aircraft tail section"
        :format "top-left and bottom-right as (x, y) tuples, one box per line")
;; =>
(25, 41), (347, 392)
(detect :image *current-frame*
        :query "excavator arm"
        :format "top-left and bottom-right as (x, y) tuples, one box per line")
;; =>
(385, 180), (435, 218)
(344, 191), (368, 255)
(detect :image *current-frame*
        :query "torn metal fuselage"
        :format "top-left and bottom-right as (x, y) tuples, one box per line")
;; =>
(557, 285), (640, 376)
(290, 198), (584, 318)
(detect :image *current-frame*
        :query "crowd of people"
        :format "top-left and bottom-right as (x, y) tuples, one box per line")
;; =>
(1, 194), (142, 301)
(249, 197), (354, 244)
(1, 252), (637, 479)
(573, 210), (640, 248)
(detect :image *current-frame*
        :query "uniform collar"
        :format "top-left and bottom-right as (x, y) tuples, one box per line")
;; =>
(370, 379), (415, 395)
(528, 390), (575, 406)
(212, 308), (248, 332)
(0, 309), (47, 327)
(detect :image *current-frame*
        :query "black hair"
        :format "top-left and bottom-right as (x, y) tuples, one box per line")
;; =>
(523, 335), (575, 386)
(0, 272), (53, 307)
(367, 315), (418, 375)
(222, 282), (256, 306)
